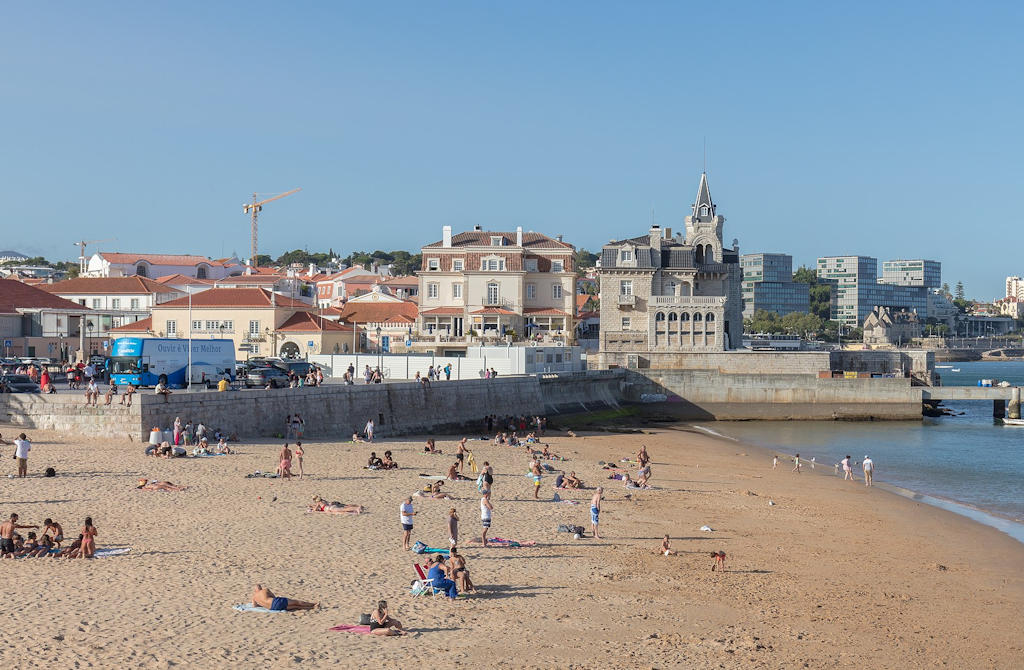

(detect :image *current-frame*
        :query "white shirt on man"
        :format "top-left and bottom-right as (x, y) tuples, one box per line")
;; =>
(863, 457), (874, 472)
(400, 502), (414, 525)
(14, 439), (31, 459)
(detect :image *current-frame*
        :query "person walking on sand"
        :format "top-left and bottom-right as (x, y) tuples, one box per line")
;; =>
(13, 433), (31, 478)
(284, 414), (293, 440)
(792, 453), (801, 474)
(365, 419), (375, 442)
(841, 455), (855, 482)
(400, 497), (416, 550)
(447, 507), (459, 546)
(773, 455), (778, 469)
(292, 414), (304, 440)
(862, 455), (874, 487)
(480, 491), (493, 547)
(530, 459), (543, 499)
(590, 488), (603, 539)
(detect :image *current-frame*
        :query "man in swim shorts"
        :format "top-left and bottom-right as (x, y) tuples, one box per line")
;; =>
(530, 460), (542, 500)
(251, 584), (318, 611)
(591, 487), (603, 539)
(400, 497), (416, 550)
(0, 513), (38, 555)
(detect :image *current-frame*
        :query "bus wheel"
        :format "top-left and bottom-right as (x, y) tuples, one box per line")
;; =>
(158, 374), (168, 386)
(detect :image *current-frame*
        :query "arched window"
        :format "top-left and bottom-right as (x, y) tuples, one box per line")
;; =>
(694, 245), (704, 265)
(196, 265), (208, 279)
(704, 245), (714, 263)
(706, 313), (715, 322)
(135, 263), (148, 277)
(680, 312), (690, 321)
(655, 312), (666, 321)
(486, 282), (499, 305)
(700, 205), (709, 216)
(693, 312), (703, 322)
(667, 312), (678, 322)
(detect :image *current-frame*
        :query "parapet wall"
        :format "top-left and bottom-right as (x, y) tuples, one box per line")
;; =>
(625, 369), (922, 420)
(0, 372), (625, 440)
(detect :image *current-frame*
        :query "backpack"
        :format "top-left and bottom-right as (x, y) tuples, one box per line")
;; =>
(44, 467), (56, 477)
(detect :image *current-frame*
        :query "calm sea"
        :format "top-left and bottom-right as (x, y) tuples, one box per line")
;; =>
(710, 360), (1024, 542)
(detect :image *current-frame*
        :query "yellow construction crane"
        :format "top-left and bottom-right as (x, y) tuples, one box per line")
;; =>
(73, 238), (115, 273)
(243, 188), (301, 265)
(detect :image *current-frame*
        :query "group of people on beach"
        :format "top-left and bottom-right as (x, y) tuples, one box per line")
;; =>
(0, 514), (96, 559)
(783, 452), (875, 486)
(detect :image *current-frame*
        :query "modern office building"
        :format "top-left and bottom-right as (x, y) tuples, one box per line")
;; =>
(817, 256), (931, 326)
(740, 253), (809, 317)
(879, 259), (941, 288)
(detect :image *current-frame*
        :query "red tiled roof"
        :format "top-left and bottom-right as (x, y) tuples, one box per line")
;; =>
(424, 231), (572, 250)
(337, 301), (419, 324)
(0, 279), (90, 314)
(470, 307), (517, 315)
(277, 312), (357, 332)
(155, 273), (216, 286)
(420, 307), (464, 315)
(42, 276), (180, 295)
(214, 275), (282, 285)
(109, 317), (153, 332)
(98, 252), (221, 266)
(523, 307), (571, 316)
(380, 276), (418, 286)
(157, 288), (308, 308)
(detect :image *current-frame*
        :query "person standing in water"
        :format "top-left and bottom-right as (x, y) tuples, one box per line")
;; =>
(862, 455), (874, 487)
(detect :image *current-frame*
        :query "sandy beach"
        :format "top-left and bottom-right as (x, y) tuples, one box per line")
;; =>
(0, 423), (1022, 669)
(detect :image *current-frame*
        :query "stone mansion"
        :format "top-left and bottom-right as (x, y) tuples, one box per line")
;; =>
(596, 173), (743, 365)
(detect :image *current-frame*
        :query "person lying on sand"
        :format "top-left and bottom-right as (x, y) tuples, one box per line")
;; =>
(420, 481), (453, 499)
(369, 599), (405, 635)
(309, 496), (363, 514)
(137, 478), (187, 491)
(351, 433), (364, 443)
(658, 535), (677, 556)
(55, 535), (83, 558)
(251, 584), (318, 611)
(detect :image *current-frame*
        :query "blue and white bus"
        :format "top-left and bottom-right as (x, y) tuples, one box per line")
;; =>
(109, 338), (236, 389)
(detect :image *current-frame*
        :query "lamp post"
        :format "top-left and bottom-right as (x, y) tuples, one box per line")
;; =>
(376, 326), (382, 375)
(186, 286), (193, 390)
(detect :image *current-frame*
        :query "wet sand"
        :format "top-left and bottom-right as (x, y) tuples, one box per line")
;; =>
(0, 425), (1021, 668)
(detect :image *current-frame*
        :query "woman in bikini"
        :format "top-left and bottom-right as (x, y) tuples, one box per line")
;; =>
(369, 600), (405, 635)
(447, 547), (475, 593)
(137, 478), (187, 492)
(294, 442), (304, 479)
(277, 444), (293, 479)
(308, 496), (363, 514)
(80, 517), (97, 558)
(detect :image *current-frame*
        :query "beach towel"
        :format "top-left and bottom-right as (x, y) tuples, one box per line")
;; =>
(328, 624), (373, 634)
(417, 474), (445, 480)
(245, 472), (278, 478)
(93, 547), (132, 558)
(192, 452), (227, 458)
(232, 604), (283, 613)
(306, 507), (362, 515)
(411, 542), (450, 556)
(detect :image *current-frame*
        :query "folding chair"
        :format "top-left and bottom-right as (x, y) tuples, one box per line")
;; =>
(411, 562), (438, 597)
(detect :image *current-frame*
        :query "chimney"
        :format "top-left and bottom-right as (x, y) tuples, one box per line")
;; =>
(308, 262), (315, 277)
(442, 225), (452, 248)
(474, 225), (482, 232)
(271, 291), (276, 307)
(649, 225), (662, 250)
(516, 226), (523, 246)
(556, 234), (563, 243)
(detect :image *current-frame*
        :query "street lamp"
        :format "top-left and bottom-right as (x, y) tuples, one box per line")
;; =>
(376, 326), (382, 375)
(186, 286), (193, 391)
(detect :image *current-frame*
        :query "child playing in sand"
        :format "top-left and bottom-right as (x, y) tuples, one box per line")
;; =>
(711, 551), (726, 572)
(658, 535), (677, 556)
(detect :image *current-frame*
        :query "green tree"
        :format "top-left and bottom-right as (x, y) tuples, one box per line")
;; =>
(254, 254), (273, 267)
(574, 248), (599, 275)
(941, 282), (950, 297)
(955, 281), (965, 301)
(791, 265), (832, 319)
(792, 265), (817, 284)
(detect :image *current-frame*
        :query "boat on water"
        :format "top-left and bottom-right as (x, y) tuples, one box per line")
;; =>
(1001, 418), (1024, 426)
(951, 368), (960, 372)
(936, 365), (954, 369)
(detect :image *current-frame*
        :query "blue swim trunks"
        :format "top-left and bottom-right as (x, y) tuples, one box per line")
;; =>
(270, 597), (289, 611)
(590, 506), (599, 524)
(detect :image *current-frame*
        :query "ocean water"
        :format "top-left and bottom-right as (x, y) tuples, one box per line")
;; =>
(710, 360), (1024, 540)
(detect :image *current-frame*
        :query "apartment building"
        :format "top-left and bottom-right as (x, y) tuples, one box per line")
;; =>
(42, 276), (183, 337)
(817, 256), (930, 326)
(740, 253), (809, 317)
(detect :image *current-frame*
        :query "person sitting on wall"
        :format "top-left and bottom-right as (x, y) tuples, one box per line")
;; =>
(155, 381), (172, 403)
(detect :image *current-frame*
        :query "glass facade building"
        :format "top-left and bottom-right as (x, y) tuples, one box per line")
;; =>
(879, 259), (941, 288)
(741, 253), (809, 317)
(817, 256), (933, 326)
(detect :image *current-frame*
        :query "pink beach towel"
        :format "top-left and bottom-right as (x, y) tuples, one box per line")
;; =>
(328, 624), (373, 634)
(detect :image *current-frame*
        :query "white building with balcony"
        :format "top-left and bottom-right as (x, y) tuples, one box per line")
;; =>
(595, 173), (743, 366)
(415, 225), (576, 351)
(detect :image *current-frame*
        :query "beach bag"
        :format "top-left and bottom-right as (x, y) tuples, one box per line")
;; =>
(358, 613), (372, 625)
(412, 541), (427, 554)
(44, 467), (56, 477)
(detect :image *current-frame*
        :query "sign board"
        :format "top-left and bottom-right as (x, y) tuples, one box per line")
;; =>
(3, 340), (11, 347)
(237, 344), (253, 352)
(102, 340), (109, 350)
(307, 340), (315, 348)
(381, 335), (391, 353)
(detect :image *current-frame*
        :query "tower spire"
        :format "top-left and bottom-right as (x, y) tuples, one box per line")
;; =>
(692, 171), (714, 219)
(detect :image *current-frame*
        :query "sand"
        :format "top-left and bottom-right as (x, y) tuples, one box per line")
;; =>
(0, 423), (1022, 669)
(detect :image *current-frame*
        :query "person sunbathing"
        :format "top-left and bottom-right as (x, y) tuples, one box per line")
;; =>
(309, 496), (363, 514)
(564, 471), (582, 488)
(448, 547), (475, 593)
(381, 451), (398, 469)
(418, 481), (453, 500)
(369, 599), (405, 636)
(251, 584), (318, 611)
(54, 535), (83, 558)
(137, 478), (187, 491)
(423, 439), (441, 454)
(351, 433), (364, 443)
(30, 534), (54, 557)
(216, 438), (232, 455)
(447, 462), (471, 481)
(367, 452), (384, 468)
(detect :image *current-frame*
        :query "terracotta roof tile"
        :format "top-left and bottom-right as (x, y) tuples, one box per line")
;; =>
(155, 274), (216, 285)
(523, 307), (571, 316)
(337, 301), (419, 324)
(0, 279), (91, 314)
(470, 307), (517, 315)
(98, 252), (221, 266)
(109, 317), (153, 332)
(157, 288), (307, 308)
(277, 312), (357, 332)
(42, 276), (181, 295)
(420, 307), (464, 315)
(424, 231), (572, 250)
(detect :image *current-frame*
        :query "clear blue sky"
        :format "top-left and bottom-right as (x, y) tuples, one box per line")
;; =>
(2, 2), (1020, 299)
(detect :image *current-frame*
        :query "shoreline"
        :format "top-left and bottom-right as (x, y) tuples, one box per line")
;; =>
(688, 420), (1024, 545)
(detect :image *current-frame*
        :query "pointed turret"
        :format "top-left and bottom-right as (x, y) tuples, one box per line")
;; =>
(692, 171), (714, 220)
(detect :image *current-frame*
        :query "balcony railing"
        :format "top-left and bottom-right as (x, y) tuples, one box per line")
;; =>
(649, 295), (726, 307)
(617, 294), (636, 306)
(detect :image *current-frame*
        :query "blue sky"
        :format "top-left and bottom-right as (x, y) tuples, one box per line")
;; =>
(2, 2), (1020, 298)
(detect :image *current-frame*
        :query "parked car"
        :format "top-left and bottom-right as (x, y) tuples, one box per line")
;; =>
(0, 374), (41, 393)
(244, 367), (290, 388)
(274, 360), (321, 378)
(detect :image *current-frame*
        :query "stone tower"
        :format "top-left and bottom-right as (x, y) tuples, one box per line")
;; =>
(684, 172), (725, 264)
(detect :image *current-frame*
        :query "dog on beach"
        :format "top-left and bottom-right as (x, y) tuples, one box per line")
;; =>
(710, 551), (726, 572)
